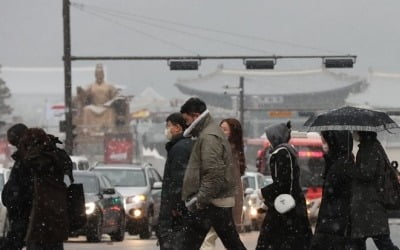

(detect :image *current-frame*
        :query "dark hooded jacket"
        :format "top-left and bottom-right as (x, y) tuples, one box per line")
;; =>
(311, 131), (353, 250)
(2, 150), (33, 219)
(256, 122), (312, 250)
(349, 132), (389, 238)
(23, 142), (69, 243)
(1, 150), (34, 250)
(157, 134), (192, 250)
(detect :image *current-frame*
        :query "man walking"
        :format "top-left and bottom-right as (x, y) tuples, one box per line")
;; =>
(157, 113), (192, 250)
(180, 98), (246, 250)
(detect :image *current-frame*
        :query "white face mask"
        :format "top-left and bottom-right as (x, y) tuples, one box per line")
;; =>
(164, 128), (173, 141)
(322, 143), (329, 153)
(352, 131), (360, 142)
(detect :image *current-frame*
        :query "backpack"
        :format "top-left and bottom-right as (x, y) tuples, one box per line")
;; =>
(49, 136), (86, 232)
(378, 146), (400, 210)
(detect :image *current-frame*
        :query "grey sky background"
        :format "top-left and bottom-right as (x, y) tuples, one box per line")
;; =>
(1, 0), (400, 98)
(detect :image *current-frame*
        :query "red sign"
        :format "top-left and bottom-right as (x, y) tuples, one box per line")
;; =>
(104, 133), (134, 164)
(0, 139), (11, 167)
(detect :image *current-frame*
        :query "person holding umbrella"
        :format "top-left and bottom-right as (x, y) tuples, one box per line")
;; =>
(347, 131), (399, 250)
(304, 106), (400, 250)
(310, 130), (354, 250)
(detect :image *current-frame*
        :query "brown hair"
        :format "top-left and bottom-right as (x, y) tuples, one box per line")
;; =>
(220, 118), (246, 175)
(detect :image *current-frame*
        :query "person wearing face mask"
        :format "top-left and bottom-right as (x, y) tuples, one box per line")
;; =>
(156, 112), (192, 250)
(347, 131), (399, 250)
(200, 118), (247, 250)
(310, 131), (354, 250)
(180, 98), (247, 250)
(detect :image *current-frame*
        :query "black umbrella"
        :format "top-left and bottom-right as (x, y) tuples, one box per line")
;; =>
(304, 106), (400, 132)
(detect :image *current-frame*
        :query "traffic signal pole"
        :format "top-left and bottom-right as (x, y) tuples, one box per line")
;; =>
(239, 76), (244, 127)
(63, 0), (73, 154)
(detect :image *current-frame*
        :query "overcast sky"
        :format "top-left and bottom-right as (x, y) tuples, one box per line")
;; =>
(1, 0), (400, 98)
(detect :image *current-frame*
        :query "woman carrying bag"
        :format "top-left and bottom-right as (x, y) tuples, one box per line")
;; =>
(255, 121), (312, 250)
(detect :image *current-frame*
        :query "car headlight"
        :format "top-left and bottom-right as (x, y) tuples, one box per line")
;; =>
(132, 208), (143, 218)
(126, 194), (146, 204)
(250, 207), (258, 217)
(85, 202), (96, 215)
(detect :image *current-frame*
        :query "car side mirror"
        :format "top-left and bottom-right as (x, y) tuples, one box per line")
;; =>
(103, 188), (116, 195)
(152, 181), (162, 190)
(244, 188), (254, 195)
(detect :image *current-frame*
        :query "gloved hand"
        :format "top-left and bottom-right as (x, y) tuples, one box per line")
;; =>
(185, 197), (198, 211)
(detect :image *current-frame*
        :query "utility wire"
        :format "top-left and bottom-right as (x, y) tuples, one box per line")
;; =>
(73, 3), (272, 54)
(72, 5), (199, 55)
(72, 1), (343, 54)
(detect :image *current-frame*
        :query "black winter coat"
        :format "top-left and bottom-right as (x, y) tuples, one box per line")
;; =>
(349, 138), (389, 239)
(157, 134), (192, 249)
(311, 131), (353, 250)
(2, 151), (33, 220)
(257, 145), (312, 250)
(24, 144), (69, 243)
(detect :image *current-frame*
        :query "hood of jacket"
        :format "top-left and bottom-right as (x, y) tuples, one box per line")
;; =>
(322, 130), (353, 158)
(265, 122), (291, 149)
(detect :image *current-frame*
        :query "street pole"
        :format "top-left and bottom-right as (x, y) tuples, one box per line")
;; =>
(239, 76), (244, 127)
(63, 0), (73, 154)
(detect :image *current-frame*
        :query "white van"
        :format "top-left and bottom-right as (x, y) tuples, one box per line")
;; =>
(70, 156), (90, 171)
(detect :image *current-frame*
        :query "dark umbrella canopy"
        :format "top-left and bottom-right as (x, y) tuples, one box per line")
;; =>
(304, 106), (399, 132)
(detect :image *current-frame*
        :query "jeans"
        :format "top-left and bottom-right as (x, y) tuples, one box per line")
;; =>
(349, 235), (399, 250)
(182, 205), (246, 250)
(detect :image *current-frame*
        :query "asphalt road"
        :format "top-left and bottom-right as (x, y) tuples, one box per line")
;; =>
(62, 221), (400, 250)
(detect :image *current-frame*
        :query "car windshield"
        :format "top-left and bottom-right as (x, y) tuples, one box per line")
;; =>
(245, 176), (256, 190)
(93, 169), (147, 187)
(74, 175), (99, 194)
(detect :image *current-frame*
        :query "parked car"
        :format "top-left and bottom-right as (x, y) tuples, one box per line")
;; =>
(90, 163), (162, 239)
(70, 155), (90, 171)
(241, 171), (267, 230)
(0, 168), (10, 238)
(68, 171), (126, 242)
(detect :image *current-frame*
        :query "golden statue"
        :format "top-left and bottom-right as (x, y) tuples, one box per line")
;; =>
(75, 64), (119, 132)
